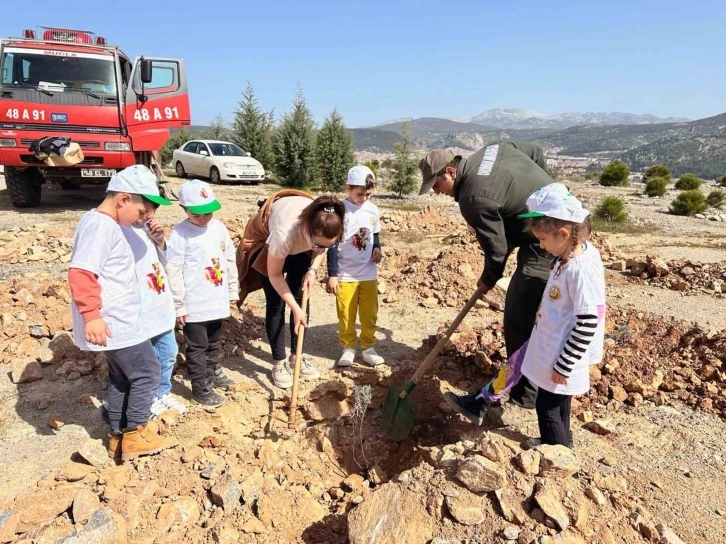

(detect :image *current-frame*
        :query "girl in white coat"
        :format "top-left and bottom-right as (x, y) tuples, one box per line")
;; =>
(519, 184), (606, 449)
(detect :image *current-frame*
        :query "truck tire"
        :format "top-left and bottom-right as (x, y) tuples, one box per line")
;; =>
(5, 167), (42, 208)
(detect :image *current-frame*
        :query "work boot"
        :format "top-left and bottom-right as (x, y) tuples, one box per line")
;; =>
(295, 355), (320, 380)
(443, 391), (489, 425)
(362, 347), (385, 367)
(121, 422), (178, 461)
(272, 360), (293, 389)
(211, 364), (235, 391)
(107, 433), (122, 461)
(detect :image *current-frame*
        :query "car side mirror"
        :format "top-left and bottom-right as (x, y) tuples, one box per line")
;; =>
(140, 59), (153, 84)
(200, 150), (209, 156)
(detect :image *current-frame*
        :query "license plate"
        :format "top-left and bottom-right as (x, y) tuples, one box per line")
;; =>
(242, 171), (256, 176)
(81, 169), (115, 178)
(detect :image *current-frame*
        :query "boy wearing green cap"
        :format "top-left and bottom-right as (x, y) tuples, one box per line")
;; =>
(68, 164), (178, 461)
(166, 179), (239, 407)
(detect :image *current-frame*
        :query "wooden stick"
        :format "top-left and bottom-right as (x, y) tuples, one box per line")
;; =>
(288, 288), (310, 429)
(398, 286), (485, 400)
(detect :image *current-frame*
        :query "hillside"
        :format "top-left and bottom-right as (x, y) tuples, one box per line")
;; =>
(620, 135), (726, 178)
(469, 108), (690, 129)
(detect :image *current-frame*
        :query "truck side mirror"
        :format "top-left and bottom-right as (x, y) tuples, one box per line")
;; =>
(140, 59), (153, 84)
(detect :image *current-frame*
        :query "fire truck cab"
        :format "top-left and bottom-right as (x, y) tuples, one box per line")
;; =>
(0, 27), (191, 208)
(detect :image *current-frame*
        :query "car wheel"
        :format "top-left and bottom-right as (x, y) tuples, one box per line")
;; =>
(210, 167), (221, 184)
(175, 161), (187, 178)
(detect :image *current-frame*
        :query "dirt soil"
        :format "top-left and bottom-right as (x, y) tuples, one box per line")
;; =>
(0, 175), (725, 544)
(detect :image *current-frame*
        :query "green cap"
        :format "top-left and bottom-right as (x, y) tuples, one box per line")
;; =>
(418, 149), (456, 195)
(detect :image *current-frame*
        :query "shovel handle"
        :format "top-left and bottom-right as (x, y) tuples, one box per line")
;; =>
(288, 288), (310, 429)
(399, 286), (485, 399)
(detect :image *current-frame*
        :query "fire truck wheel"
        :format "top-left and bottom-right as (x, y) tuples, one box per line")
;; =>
(5, 167), (42, 208)
(175, 161), (187, 178)
(209, 167), (220, 184)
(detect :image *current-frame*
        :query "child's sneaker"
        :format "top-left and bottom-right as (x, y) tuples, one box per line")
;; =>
(192, 389), (225, 408)
(272, 360), (293, 389)
(121, 422), (178, 461)
(362, 348), (385, 366)
(337, 349), (356, 367)
(159, 393), (188, 415)
(149, 397), (168, 419)
(296, 355), (321, 380)
(211, 364), (234, 391)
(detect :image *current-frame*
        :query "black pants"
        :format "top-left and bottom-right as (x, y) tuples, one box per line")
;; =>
(261, 252), (311, 361)
(536, 387), (572, 446)
(184, 320), (223, 396)
(504, 264), (548, 403)
(106, 340), (161, 433)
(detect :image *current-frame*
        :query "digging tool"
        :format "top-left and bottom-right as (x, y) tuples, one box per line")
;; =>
(288, 288), (310, 429)
(382, 286), (485, 441)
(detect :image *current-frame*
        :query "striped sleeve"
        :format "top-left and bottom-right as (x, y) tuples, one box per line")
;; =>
(554, 313), (598, 377)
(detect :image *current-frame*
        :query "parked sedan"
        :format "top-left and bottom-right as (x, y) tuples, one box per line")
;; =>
(172, 140), (265, 184)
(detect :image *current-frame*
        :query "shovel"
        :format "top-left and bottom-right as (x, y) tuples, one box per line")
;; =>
(382, 286), (485, 441)
(288, 288), (310, 429)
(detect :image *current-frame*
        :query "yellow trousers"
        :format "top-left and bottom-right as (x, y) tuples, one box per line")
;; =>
(336, 280), (378, 349)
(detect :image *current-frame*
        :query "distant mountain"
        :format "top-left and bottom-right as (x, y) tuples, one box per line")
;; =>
(468, 108), (690, 130)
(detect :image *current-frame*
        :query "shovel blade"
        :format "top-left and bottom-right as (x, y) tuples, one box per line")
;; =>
(381, 382), (419, 441)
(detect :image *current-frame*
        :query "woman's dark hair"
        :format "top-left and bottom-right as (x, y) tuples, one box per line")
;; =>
(528, 214), (593, 277)
(298, 195), (345, 242)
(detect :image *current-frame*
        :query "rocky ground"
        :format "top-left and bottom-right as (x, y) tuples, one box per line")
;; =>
(0, 176), (725, 543)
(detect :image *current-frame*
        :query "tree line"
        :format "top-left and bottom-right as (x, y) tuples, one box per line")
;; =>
(161, 84), (419, 196)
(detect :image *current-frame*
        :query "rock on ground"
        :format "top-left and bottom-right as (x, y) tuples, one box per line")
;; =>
(72, 488), (101, 525)
(0, 510), (19, 543)
(445, 488), (487, 526)
(77, 439), (110, 468)
(534, 482), (570, 531)
(455, 455), (507, 492)
(348, 483), (436, 544)
(537, 445), (581, 478)
(10, 360), (44, 383)
(210, 473), (242, 511)
(76, 507), (127, 543)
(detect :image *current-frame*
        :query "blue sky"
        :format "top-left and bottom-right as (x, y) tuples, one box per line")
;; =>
(3, 0), (724, 127)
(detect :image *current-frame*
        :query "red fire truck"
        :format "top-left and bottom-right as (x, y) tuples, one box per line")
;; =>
(0, 27), (191, 207)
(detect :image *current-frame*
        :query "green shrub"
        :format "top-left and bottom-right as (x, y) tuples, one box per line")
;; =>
(670, 190), (707, 216)
(707, 189), (725, 207)
(599, 160), (630, 187)
(675, 173), (702, 190)
(644, 176), (668, 197)
(595, 196), (628, 223)
(643, 164), (672, 182)
(717, 175), (726, 187)
(584, 171), (600, 181)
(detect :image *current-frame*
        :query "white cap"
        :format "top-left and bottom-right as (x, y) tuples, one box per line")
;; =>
(107, 165), (170, 206)
(178, 179), (221, 214)
(347, 165), (375, 187)
(519, 183), (590, 223)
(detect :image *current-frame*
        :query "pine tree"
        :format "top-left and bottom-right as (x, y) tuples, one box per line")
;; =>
(389, 122), (419, 198)
(273, 86), (316, 188)
(203, 113), (228, 140)
(315, 108), (355, 192)
(232, 83), (275, 170)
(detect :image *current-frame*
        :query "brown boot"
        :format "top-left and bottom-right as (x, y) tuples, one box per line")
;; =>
(121, 422), (178, 461)
(107, 433), (122, 461)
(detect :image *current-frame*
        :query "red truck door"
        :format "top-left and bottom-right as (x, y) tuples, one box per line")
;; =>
(124, 56), (191, 152)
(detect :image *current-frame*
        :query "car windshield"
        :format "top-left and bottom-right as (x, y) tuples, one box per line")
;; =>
(208, 143), (249, 157)
(1, 49), (117, 95)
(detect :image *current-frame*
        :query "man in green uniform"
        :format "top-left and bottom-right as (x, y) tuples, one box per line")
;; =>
(419, 142), (553, 422)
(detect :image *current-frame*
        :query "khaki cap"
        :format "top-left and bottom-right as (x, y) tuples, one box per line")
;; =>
(418, 149), (456, 195)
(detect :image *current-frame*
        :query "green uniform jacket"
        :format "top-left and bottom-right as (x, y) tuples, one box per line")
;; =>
(454, 141), (554, 287)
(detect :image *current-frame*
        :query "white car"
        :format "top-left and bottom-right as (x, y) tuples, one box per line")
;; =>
(172, 140), (265, 184)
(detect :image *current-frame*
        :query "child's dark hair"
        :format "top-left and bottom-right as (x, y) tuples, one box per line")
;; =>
(298, 195), (345, 242)
(528, 214), (593, 277)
